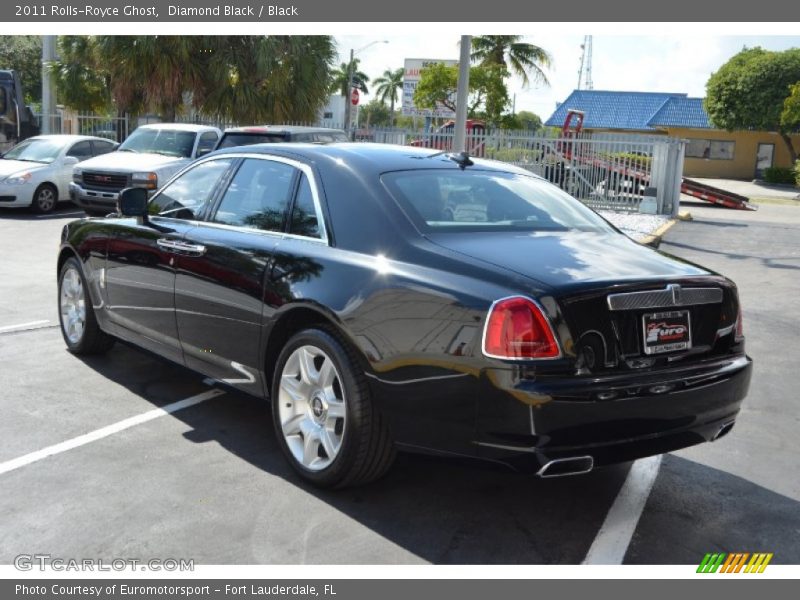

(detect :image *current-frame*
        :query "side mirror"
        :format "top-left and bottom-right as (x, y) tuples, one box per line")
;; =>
(117, 187), (149, 218)
(195, 147), (213, 158)
(63, 156), (79, 166)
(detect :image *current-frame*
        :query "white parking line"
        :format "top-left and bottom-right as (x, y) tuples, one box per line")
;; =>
(0, 389), (225, 476)
(0, 320), (50, 333)
(582, 455), (663, 564)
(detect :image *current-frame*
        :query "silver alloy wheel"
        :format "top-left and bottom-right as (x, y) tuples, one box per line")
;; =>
(278, 345), (347, 471)
(35, 186), (56, 212)
(60, 266), (86, 345)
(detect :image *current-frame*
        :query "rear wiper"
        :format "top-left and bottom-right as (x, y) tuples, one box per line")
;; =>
(117, 148), (138, 153)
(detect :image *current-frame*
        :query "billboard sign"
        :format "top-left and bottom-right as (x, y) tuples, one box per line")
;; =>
(402, 58), (458, 118)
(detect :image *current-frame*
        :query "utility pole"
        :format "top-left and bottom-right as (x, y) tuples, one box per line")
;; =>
(343, 48), (355, 134)
(577, 35), (594, 91)
(41, 35), (57, 134)
(453, 35), (471, 154)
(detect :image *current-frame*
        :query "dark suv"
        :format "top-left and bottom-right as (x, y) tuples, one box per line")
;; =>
(215, 125), (349, 150)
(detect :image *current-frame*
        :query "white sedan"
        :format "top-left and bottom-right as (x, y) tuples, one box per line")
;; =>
(0, 135), (118, 213)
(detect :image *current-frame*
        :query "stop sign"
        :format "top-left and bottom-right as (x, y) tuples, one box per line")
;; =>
(351, 88), (360, 106)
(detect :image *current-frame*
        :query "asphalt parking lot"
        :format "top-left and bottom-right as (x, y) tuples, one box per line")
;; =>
(0, 201), (798, 565)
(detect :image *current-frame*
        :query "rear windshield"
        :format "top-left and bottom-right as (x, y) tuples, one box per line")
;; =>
(382, 169), (614, 233)
(217, 133), (287, 149)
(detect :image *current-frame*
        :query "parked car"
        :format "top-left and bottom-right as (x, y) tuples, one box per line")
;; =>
(215, 125), (349, 150)
(70, 123), (221, 216)
(0, 135), (117, 213)
(56, 143), (752, 488)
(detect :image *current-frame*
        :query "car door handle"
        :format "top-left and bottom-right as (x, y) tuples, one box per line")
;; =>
(156, 238), (207, 256)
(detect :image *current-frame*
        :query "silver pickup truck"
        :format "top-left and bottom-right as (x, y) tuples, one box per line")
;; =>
(70, 123), (221, 216)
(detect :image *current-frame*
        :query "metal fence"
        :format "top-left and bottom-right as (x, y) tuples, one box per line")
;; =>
(32, 111), (686, 215)
(35, 112), (129, 142)
(353, 127), (685, 216)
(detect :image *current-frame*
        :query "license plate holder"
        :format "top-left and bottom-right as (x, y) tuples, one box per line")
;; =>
(642, 310), (691, 355)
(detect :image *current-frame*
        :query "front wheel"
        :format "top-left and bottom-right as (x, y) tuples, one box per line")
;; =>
(32, 183), (58, 214)
(272, 327), (395, 488)
(58, 257), (115, 355)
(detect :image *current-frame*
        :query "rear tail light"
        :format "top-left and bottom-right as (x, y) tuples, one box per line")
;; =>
(482, 296), (561, 360)
(735, 304), (744, 341)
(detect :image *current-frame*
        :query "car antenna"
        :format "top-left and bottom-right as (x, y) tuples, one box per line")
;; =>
(449, 151), (474, 170)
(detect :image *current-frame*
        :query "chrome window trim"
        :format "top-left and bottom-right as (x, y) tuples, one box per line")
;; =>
(150, 152), (330, 246)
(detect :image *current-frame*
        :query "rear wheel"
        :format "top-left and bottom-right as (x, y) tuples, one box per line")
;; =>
(32, 183), (58, 214)
(58, 257), (115, 355)
(272, 327), (395, 488)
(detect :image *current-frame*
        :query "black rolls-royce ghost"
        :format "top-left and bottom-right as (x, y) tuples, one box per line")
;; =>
(57, 143), (752, 488)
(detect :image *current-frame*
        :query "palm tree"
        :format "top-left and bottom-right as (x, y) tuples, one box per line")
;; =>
(200, 36), (336, 123)
(471, 35), (552, 87)
(329, 58), (370, 97)
(93, 36), (215, 120)
(53, 36), (335, 125)
(373, 68), (404, 126)
(51, 36), (112, 112)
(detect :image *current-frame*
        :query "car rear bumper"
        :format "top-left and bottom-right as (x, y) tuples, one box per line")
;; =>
(476, 354), (753, 473)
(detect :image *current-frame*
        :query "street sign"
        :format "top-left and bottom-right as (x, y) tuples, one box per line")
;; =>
(351, 88), (360, 106)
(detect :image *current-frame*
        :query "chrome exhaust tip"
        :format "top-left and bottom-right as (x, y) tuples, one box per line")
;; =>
(537, 456), (594, 478)
(712, 421), (735, 441)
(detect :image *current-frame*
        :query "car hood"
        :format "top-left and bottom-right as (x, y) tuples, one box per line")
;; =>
(0, 159), (48, 178)
(76, 152), (188, 172)
(426, 230), (711, 291)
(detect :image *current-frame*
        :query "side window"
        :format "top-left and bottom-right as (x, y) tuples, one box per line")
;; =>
(196, 131), (219, 156)
(66, 141), (93, 161)
(92, 140), (116, 156)
(148, 158), (232, 220)
(212, 158), (296, 232)
(289, 175), (321, 239)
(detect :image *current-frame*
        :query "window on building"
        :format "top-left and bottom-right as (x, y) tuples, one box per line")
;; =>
(686, 139), (735, 160)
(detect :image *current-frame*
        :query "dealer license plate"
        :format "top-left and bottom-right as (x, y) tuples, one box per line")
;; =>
(642, 310), (692, 355)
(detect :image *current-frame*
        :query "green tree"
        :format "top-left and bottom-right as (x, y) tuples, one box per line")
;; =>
(94, 36), (215, 120)
(358, 98), (391, 127)
(373, 67), (404, 125)
(200, 36), (336, 123)
(502, 110), (542, 131)
(50, 36), (335, 124)
(413, 63), (510, 126)
(51, 36), (112, 112)
(782, 82), (800, 133)
(0, 36), (42, 104)
(705, 47), (800, 163)
(329, 58), (369, 97)
(470, 35), (552, 87)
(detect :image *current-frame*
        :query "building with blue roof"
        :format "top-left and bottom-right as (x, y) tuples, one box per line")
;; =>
(546, 90), (799, 179)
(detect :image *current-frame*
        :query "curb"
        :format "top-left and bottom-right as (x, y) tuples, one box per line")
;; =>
(639, 218), (679, 249)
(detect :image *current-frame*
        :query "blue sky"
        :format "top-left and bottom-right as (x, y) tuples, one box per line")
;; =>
(335, 35), (800, 121)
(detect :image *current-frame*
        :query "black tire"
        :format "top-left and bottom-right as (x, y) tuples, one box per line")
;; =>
(271, 327), (395, 488)
(58, 257), (115, 355)
(31, 183), (58, 214)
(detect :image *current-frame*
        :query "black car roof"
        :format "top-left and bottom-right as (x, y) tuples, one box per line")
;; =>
(207, 142), (536, 177)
